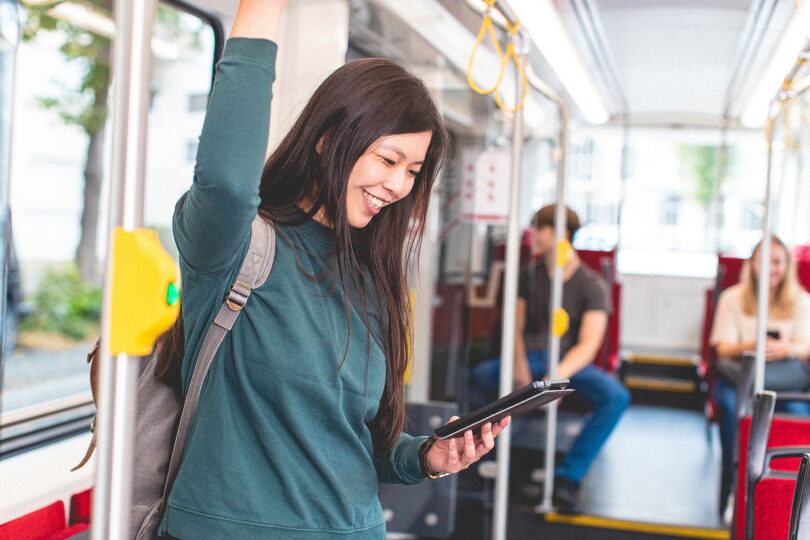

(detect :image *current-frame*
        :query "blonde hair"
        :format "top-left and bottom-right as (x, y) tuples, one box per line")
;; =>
(740, 235), (800, 318)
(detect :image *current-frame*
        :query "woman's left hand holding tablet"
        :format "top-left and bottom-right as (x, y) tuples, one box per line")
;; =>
(425, 416), (511, 476)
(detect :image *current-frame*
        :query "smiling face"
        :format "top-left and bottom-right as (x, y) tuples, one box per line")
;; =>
(752, 242), (789, 290)
(345, 131), (432, 228)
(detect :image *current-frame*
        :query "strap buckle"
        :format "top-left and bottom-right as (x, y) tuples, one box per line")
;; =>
(225, 280), (252, 311)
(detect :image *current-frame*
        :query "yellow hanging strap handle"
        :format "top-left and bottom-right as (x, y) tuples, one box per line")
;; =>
(494, 19), (529, 113)
(467, 0), (505, 95)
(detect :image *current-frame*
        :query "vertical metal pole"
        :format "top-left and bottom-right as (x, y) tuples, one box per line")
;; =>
(491, 50), (527, 540)
(540, 109), (569, 511)
(92, 0), (156, 538)
(754, 116), (776, 394)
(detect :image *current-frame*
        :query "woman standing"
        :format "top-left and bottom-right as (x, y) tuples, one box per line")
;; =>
(159, 1), (509, 538)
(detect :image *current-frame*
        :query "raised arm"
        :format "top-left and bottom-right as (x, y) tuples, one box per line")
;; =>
(231, 0), (286, 40)
(172, 0), (286, 274)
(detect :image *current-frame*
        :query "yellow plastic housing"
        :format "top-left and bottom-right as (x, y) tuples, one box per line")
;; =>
(109, 227), (180, 356)
(556, 239), (573, 267)
(552, 307), (570, 338)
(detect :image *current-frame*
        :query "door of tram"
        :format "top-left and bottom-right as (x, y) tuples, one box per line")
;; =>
(0, 0), (18, 367)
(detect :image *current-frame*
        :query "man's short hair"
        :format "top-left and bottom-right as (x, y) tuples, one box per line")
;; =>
(531, 204), (581, 240)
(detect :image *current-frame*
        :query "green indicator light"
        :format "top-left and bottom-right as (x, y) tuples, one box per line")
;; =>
(166, 282), (180, 306)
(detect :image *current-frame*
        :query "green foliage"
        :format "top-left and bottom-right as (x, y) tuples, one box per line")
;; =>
(22, 0), (112, 135)
(22, 1), (202, 135)
(21, 265), (101, 340)
(678, 144), (736, 206)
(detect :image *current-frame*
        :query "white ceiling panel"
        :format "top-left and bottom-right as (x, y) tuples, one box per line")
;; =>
(557, 0), (797, 126)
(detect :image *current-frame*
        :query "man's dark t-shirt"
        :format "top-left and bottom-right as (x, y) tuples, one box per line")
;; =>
(518, 262), (611, 356)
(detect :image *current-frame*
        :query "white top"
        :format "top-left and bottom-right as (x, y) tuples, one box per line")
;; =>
(710, 283), (810, 346)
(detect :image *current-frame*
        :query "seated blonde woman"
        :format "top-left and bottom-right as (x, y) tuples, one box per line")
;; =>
(710, 235), (810, 512)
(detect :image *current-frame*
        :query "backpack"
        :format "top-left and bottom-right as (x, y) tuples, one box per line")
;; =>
(74, 216), (276, 539)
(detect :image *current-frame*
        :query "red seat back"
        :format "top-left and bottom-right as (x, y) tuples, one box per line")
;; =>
(718, 255), (745, 290)
(795, 245), (810, 291)
(579, 248), (620, 371)
(0, 501), (67, 540)
(69, 488), (92, 525)
(754, 477), (800, 539)
(734, 415), (810, 539)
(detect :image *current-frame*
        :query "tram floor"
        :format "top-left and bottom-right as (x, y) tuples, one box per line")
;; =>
(448, 404), (726, 540)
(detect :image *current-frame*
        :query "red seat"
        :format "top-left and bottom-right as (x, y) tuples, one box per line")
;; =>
(733, 393), (810, 539)
(754, 475), (802, 539)
(0, 501), (67, 540)
(68, 488), (92, 526)
(578, 248), (620, 372)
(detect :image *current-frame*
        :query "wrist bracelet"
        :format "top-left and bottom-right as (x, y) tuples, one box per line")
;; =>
(419, 435), (451, 479)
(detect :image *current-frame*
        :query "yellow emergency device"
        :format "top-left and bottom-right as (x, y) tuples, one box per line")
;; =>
(109, 227), (180, 356)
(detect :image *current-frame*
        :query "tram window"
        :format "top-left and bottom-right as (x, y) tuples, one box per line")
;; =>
(187, 92), (207, 113)
(660, 193), (680, 226)
(615, 130), (768, 275)
(742, 201), (764, 232)
(571, 140), (594, 181)
(3, 2), (216, 433)
(185, 140), (198, 162)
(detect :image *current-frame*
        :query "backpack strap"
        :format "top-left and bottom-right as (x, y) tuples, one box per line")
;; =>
(160, 215), (276, 514)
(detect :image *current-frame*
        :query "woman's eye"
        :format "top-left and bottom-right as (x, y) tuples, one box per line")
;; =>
(408, 170), (420, 177)
(381, 156), (395, 166)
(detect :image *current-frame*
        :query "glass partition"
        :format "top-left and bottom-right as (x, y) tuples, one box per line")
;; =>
(1, 1), (215, 433)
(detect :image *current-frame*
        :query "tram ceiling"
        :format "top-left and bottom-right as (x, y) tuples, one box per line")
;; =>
(172, 0), (800, 130)
(555, 0), (799, 129)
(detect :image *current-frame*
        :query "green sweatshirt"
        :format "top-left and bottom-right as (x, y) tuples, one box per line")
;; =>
(160, 38), (426, 540)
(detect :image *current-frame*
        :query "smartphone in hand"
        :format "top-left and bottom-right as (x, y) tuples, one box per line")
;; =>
(434, 380), (574, 440)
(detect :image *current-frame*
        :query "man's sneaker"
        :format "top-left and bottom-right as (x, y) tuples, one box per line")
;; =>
(552, 477), (582, 514)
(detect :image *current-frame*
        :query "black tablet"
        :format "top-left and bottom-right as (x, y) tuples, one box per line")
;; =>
(434, 380), (574, 440)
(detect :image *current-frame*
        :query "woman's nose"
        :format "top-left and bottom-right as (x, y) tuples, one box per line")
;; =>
(382, 169), (409, 200)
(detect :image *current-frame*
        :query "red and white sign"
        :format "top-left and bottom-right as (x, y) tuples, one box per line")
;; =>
(461, 146), (511, 224)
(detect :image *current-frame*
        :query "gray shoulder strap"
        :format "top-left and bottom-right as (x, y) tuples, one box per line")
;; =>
(161, 215), (276, 511)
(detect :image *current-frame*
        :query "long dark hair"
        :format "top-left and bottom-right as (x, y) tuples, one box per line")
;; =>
(157, 58), (450, 455)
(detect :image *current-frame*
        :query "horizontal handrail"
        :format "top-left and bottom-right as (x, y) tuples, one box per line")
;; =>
(0, 392), (93, 428)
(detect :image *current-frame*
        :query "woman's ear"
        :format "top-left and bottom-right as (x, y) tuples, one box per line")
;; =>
(316, 130), (330, 154)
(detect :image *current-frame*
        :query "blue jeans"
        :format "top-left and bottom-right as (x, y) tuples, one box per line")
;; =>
(713, 378), (810, 504)
(469, 350), (630, 482)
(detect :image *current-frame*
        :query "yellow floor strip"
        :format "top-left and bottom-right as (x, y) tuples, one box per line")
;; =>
(625, 355), (697, 366)
(623, 376), (697, 392)
(545, 513), (730, 539)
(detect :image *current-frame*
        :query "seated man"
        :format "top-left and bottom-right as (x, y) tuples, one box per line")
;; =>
(470, 204), (630, 513)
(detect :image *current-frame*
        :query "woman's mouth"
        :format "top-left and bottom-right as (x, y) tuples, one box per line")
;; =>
(362, 190), (387, 214)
